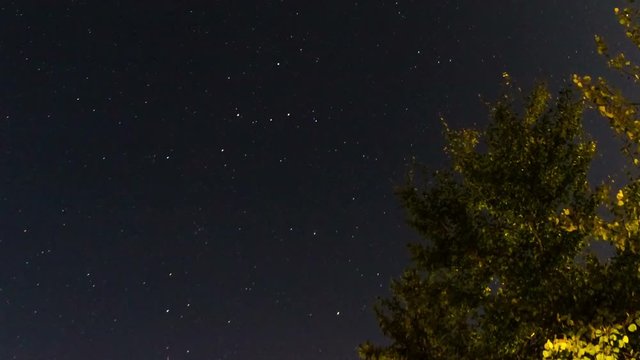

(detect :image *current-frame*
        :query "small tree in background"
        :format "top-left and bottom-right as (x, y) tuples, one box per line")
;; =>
(359, 3), (640, 359)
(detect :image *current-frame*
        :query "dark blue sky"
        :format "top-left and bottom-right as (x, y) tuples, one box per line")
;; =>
(0, 1), (631, 359)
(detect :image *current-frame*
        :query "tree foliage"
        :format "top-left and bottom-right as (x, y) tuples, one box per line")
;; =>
(359, 3), (640, 359)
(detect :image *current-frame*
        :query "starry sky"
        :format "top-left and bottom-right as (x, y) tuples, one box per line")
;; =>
(0, 1), (632, 359)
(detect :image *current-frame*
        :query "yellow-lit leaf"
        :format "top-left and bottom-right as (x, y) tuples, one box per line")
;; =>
(544, 339), (553, 350)
(598, 105), (615, 118)
(617, 190), (625, 206)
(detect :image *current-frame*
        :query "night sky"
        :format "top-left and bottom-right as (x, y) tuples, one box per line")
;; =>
(0, 2), (631, 359)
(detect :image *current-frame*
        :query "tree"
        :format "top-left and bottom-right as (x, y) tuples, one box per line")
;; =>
(359, 79), (606, 359)
(359, 3), (640, 357)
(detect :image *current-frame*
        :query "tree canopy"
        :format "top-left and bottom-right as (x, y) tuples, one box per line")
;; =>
(359, 3), (640, 359)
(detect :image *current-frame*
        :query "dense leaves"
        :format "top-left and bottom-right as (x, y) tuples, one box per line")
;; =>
(360, 81), (601, 359)
(359, 4), (640, 359)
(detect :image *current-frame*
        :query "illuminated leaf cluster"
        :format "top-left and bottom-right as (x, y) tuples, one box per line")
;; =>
(541, 313), (640, 360)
